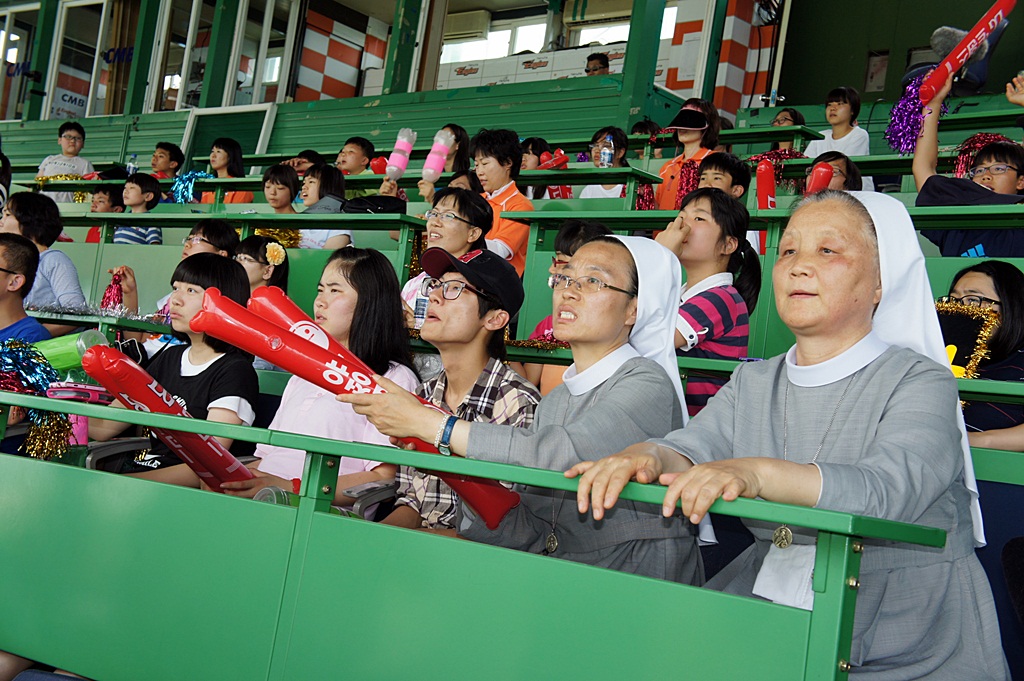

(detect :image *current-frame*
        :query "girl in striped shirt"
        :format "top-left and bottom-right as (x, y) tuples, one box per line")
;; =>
(656, 187), (760, 416)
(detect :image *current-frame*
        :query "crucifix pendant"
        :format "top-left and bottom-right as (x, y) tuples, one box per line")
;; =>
(772, 525), (793, 549)
(544, 532), (558, 555)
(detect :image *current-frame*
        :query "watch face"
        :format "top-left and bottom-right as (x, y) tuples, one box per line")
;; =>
(438, 443), (452, 456)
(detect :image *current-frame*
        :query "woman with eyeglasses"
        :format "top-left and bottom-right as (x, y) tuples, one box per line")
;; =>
(808, 151), (862, 191)
(768, 107), (806, 151)
(400, 187), (492, 330)
(342, 236), (704, 584)
(235, 235), (289, 297)
(945, 260), (1024, 670)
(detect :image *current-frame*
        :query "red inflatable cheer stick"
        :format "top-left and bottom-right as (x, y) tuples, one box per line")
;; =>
(248, 286), (341, 354)
(805, 162), (834, 196)
(919, 0), (1016, 105)
(81, 345), (255, 493)
(191, 289), (520, 529)
(756, 159), (776, 209)
(537, 149), (569, 170)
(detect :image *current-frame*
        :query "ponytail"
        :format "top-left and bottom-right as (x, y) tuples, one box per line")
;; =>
(729, 238), (761, 313)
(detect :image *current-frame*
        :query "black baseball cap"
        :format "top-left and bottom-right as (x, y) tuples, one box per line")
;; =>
(420, 247), (525, 316)
(664, 108), (709, 131)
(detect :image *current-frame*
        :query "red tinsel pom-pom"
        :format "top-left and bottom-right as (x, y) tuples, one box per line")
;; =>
(673, 160), (702, 210)
(634, 183), (655, 211)
(101, 273), (123, 310)
(746, 148), (807, 187)
(954, 133), (1015, 178)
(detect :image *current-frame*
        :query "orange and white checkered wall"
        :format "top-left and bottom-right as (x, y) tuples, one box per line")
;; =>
(295, 8), (388, 102)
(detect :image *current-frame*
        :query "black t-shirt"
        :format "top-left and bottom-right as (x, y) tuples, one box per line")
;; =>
(120, 345), (259, 473)
(962, 349), (1024, 433)
(916, 175), (1024, 257)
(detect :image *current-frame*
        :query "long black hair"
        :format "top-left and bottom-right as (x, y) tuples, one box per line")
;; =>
(443, 123), (471, 173)
(305, 163), (345, 200)
(211, 137), (246, 178)
(679, 187), (760, 313)
(325, 247), (415, 376)
(170, 253), (251, 353)
(950, 260), (1024, 363)
(521, 136), (551, 200)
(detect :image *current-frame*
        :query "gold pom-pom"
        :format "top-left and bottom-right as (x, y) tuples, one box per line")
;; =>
(254, 228), (301, 249)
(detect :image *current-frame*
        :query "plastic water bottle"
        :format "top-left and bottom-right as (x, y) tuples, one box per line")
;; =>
(126, 153), (138, 176)
(599, 135), (614, 168)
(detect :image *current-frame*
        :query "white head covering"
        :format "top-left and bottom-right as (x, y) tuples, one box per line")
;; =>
(850, 191), (985, 545)
(612, 235), (689, 424)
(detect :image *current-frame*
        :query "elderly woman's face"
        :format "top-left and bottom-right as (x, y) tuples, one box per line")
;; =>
(773, 200), (881, 342)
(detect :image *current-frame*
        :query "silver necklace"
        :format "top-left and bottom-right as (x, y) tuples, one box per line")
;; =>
(543, 492), (566, 555)
(772, 377), (853, 549)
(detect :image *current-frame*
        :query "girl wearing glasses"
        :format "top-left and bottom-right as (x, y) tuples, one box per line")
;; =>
(400, 187), (492, 329)
(808, 151), (862, 191)
(768, 107), (805, 152)
(235, 235), (289, 297)
(945, 260), (1024, 669)
(219, 247), (418, 514)
(343, 236), (704, 584)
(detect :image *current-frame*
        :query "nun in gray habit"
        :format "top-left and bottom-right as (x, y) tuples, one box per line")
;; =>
(573, 191), (1008, 679)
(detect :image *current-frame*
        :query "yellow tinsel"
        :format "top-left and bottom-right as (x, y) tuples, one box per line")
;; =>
(254, 228), (301, 249)
(935, 300), (999, 380)
(35, 174), (88, 203)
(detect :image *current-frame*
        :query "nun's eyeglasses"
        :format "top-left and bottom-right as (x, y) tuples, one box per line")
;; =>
(938, 294), (1001, 309)
(548, 273), (635, 296)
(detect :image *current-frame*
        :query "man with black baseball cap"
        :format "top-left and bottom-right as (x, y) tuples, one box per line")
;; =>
(376, 247), (540, 535)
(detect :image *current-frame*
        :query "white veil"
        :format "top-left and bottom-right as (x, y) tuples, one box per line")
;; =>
(851, 191), (985, 546)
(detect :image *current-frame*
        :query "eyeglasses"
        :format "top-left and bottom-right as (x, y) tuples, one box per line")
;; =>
(584, 67), (604, 74)
(805, 165), (846, 178)
(551, 256), (570, 268)
(966, 164), (1019, 179)
(182, 235), (212, 247)
(771, 117), (794, 126)
(0, 265), (20, 276)
(548, 273), (635, 296)
(938, 294), (1001, 309)
(60, 134), (84, 142)
(421, 277), (496, 302)
(424, 210), (474, 227)
(234, 254), (265, 265)
(588, 143), (613, 151)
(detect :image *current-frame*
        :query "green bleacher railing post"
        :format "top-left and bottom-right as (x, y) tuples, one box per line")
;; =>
(395, 221), (415, 286)
(198, 0), (242, 109)
(381, 0), (424, 96)
(123, 0), (162, 115)
(22, 0), (60, 121)
(617, 0), (666, 128)
(805, 532), (863, 679)
(700, 0), (729, 101)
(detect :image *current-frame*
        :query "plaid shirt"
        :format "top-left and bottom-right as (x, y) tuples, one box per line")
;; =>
(394, 358), (540, 529)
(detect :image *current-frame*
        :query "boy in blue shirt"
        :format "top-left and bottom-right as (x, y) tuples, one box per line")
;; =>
(116, 173), (162, 245)
(0, 233), (50, 343)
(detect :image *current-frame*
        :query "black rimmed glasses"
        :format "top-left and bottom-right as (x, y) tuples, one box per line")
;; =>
(938, 294), (1001, 309)
(424, 210), (474, 227)
(771, 116), (794, 126)
(966, 164), (1019, 179)
(0, 265), (20, 276)
(805, 165), (845, 178)
(421, 277), (495, 302)
(183, 235), (212, 247)
(548, 273), (635, 296)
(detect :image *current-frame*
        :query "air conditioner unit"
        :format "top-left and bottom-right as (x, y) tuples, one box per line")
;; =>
(444, 10), (491, 42)
(563, 0), (632, 26)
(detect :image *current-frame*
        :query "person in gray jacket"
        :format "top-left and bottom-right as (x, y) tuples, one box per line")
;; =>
(342, 235), (704, 584)
(572, 191), (1009, 679)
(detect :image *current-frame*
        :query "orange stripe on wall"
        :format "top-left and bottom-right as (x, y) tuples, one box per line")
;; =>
(327, 39), (361, 68)
(301, 47), (326, 73)
(714, 85), (743, 114)
(295, 85), (320, 102)
(719, 38), (749, 69)
(665, 67), (695, 91)
(364, 35), (387, 60)
(306, 10), (334, 35)
(673, 20), (703, 44)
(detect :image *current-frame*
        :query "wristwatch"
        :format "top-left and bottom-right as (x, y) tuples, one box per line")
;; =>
(438, 415), (457, 456)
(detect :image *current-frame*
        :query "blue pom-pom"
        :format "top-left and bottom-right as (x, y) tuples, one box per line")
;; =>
(171, 170), (213, 204)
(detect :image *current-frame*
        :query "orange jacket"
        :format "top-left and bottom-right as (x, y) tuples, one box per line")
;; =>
(654, 147), (713, 211)
(484, 182), (533, 277)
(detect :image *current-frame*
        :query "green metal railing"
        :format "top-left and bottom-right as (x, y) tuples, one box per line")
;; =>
(0, 390), (945, 681)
